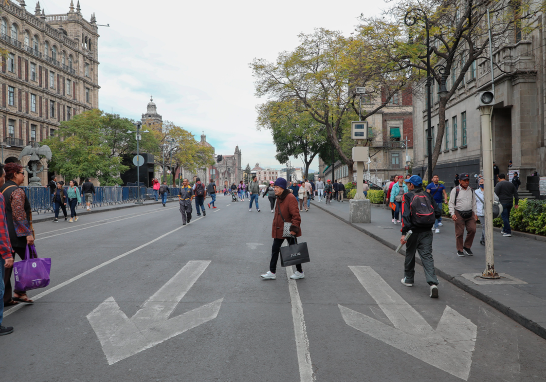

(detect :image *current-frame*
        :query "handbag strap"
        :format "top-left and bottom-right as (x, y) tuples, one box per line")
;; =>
(277, 198), (286, 222)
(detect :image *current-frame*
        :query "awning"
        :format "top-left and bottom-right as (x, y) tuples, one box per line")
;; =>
(322, 165), (330, 174)
(390, 127), (401, 138)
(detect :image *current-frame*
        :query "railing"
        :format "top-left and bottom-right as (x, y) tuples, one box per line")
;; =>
(5, 137), (25, 148)
(0, 33), (22, 48)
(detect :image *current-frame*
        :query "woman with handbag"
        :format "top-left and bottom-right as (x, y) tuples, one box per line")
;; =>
(67, 180), (81, 223)
(52, 182), (68, 222)
(389, 176), (408, 224)
(261, 177), (304, 280)
(1, 163), (35, 305)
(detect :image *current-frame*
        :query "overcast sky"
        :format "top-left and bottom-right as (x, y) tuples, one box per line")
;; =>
(43, 0), (384, 171)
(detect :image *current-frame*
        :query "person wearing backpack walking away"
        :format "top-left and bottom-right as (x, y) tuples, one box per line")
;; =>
(248, 176), (261, 212)
(426, 175), (448, 233)
(265, 181), (276, 212)
(390, 176), (408, 224)
(448, 173), (478, 257)
(152, 178), (160, 202)
(207, 179), (217, 209)
(52, 182), (68, 222)
(494, 173), (519, 238)
(67, 180), (81, 223)
(81, 178), (95, 211)
(400, 175), (441, 298)
(324, 179), (333, 204)
(511, 171), (521, 191)
(261, 177), (304, 280)
(159, 181), (170, 207)
(193, 178), (206, 216)
(476, 178), (500, 245)
(179, 178), (193, 225)
(315, 177), (324, 202)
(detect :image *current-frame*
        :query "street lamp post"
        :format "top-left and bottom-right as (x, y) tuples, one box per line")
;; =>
(129, 122), (149, 204)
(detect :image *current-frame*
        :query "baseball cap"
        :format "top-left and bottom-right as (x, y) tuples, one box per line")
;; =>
(460, 173), (470, 180)
(404, 175), (422, 186)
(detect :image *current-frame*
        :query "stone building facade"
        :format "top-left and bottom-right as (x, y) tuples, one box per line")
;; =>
(0, 0), (99, 185)
(251, 163), (279, 184)
(213, 146), (242, 190)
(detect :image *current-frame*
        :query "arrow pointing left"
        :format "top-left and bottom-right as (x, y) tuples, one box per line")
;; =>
(87, 260), (223, 365)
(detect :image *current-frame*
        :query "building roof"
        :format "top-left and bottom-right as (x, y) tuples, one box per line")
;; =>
(252, 163), (264, 171)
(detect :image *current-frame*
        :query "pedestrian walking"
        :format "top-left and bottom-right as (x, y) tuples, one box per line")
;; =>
(448, 173), (478, 257)
(179, 178), (193, 225)
(193, 178), (206, 216)
(386, 176), (398, 222)
(261, 177), (304, 280)
(475, 178), (499, 245)
(207, 179), (217, 209)
(310, 179), (315, 200)
(298, 181), (308, 211)
(67, 180), (81, 223)
(152, 178), (160, 201)
(324, 179), (333, 204)
(248, 176), (261, 212)
(511, 171), (521, 191)
(0, 163), (16, 335)
(238, 181), (245, 201)
(316, 177), (324, 202)
(289, 181), (300, 201)
(363, 181), (369, 198)
(265, 181), (276, 212)
(425, 175), (448, 233)
(390, 176), (408, 224)
(1, 163), (35, 306)
(46, 175), (57, 204)
(494, 173), (519, 237)
(333, 180), (339, 201)
(493, 162), (500, 185)
(454, 174), (460, 187)
(305, 179), (313, 209)
(337, 181), (345, 202)
(52, 182), (68, 222)
(159, 181), (170, 207)
(81, 178), (95, 211)
(400, 175), (441, 298)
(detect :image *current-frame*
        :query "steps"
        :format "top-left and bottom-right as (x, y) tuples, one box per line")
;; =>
(519, 191), (536, 200)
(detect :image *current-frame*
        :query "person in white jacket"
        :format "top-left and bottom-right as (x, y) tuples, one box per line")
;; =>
(475, 178), (499, 246)
(298, 181), (308, 211)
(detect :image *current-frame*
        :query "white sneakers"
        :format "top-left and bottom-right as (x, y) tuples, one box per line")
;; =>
(271, 209), (274, 213)
(249, 209), (252, 212)
(435, 228), (440, 234)
(503, 233), (512, 237)
(392, 219), (396, 223)
(438, 222), (443, 227)
(261, 271), (276, 280)
(401, 277), (413, 287)
(430, 285), (439, 298)
(290, 271), (305, 280)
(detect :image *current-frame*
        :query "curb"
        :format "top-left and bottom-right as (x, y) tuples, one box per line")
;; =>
(313, 201), (546, 341)
(32, 199), (178, 223)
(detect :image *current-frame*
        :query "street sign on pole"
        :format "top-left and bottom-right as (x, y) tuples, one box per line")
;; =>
(133, 155), (145, 167)
(356, 87), (366, 94)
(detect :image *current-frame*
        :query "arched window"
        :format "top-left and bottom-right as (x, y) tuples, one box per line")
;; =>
(24, 31), (29, 47)
(68, 55), (73, 70)
(11, 23), (18, 40)
(33, 35), (39, 51)
(52, 45), (57, 61)
(84, 36), (87, 49)
(62, 52), (65, 65)
(88, 40), (92, 50)
(44, 41), (49, 57)
(1, 19), (7, 37)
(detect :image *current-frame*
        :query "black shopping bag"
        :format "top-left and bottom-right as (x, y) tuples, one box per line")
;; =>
(280, 239), (310, 267)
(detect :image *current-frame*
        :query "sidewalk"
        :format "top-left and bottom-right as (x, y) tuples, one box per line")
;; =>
(312, 199), (546, 340)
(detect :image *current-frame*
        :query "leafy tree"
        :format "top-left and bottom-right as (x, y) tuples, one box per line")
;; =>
(244, 164), (251, 183)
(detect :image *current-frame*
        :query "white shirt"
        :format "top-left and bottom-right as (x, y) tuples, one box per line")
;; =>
(449, 186), (477, 215)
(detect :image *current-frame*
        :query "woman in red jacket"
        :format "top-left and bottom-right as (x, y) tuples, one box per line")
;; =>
(261, 177), (304, 280)
(152, 178), (160, 202)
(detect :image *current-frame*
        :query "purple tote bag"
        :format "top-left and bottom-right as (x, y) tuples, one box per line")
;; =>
(13, 245), (51, 292)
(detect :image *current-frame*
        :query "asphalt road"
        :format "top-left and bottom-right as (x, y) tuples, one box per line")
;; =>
(1, 194), (545, 382)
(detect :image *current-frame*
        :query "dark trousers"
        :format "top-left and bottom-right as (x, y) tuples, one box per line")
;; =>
(454, 210), (476, 251)
(394, 201), (402, 220)
(501, 202), (513, 234)
(179, 202), (192, 224)
(68, 198), (78, 218)
(404, 230), (438, 285)
(195, 196), (205, 216)
(270, 238), (303, 274)
(268, 196), (276, 210)
(3, 246), (31, 304)
(54, 201), (67, 219)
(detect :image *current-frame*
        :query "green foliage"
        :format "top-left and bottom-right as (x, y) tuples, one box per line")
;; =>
(345, 182), (356, 191)
(367, 190), (384, 204)
(491, 199), (546, 236)
(347, 189), (356, 199)
(422, 180), (445, 187)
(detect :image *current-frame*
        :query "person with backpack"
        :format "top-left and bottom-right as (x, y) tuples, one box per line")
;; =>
(425, 174), (448, 233)
(400, 175), (441, 298)
(337, 181), (345, 202)
(159, 181), (170, 207)
(248, 176), (261, 212)
(448, 173), (477, 257)
(390, 176), (408, 224)
(179, 178), (193, 225)
(193, 178), (206, 216)
(324, 180), (333, 204)
(495, 173), (519, 238)
(386, 176), (398, 222)
(206, 180), (217, 209)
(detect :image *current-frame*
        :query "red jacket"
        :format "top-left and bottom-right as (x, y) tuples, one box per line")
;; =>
(272, 190), (302, 239)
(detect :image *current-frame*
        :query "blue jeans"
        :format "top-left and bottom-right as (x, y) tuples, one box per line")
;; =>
(209, 193), (216, 207)
(307, 197), (311, 208)
(153, 190), (158, 201)
(364, 191), (368, 198)
(249, 194), (259, 210)
(54, 201), (67, 219)
(195, 196), (205, 215)
(501, 202), (513, 234)
(394, 201), (402, 220)
(161, 193), (168, 204)
(1, 258), (4, 326)
(434, 202), (443, 228)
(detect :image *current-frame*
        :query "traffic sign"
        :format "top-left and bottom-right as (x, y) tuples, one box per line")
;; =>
(356, 87), (366, 94)
(133, 155), (145, 167)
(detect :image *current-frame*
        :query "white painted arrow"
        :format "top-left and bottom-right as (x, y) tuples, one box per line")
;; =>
(339, 266), (477, 381)
(87, 260), (223, 365)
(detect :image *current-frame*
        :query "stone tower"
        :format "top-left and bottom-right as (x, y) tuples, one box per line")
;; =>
(141, 96), (163, 127)
(234, 145), (242, 177)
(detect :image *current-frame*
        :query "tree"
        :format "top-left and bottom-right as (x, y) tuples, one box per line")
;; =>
(257, 100), (328, 179)
(251, 27), (412, 179)
(244, 164), (251, 183)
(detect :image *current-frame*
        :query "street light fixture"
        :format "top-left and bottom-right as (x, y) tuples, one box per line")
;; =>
(128, 122), (149, 204)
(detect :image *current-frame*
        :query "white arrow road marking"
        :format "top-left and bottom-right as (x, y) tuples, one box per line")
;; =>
(87, 260), (223, 365)
(339, 266), (477, 381)
(246, 243), (264, 250)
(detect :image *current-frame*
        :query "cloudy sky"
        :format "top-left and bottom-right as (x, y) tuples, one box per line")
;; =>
(43, 0), (383, 171)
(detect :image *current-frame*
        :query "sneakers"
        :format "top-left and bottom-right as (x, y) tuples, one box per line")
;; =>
(261, 271), (276, 280)
(430, 284), (439, 298)
(163, 203), (166, 207)
(203, 211), (206, 216)
(392, 219), (396, 223)
(435, 228), (440, 234)
(271, 209), (274, 213)
(0, 326), (14, 336)
(208, 203), (211, 208)
(463, 247), (474, 256)
(457, 251), (465, 257)
(397, 220), (401, 224)
(74, 217), (78, 222)
(53, 218), (58, 223)
(69, 218), (73, 223)
(213, 206), (218, 209)
(183, 222), (186, 226)
(438, 222), (443, 227)
(65, 217), (68, 221)
(249, 209), (252, 212)
(503, 233), (512, 237)
(290, 271), (305, 280)
(500, 231), (505, 235)
(257, 209), (261, 212)
(401, 277), (413, 287)
(480, 240), (485, 246)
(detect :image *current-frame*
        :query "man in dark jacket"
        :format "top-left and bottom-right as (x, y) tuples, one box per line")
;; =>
(193, 178), (206, 215)
(81, 178), (95, 211)
(159, 181), (170, 207)
(337, 181), (346, 202)
(511, 171), (521, 191)
(494, 173), (519, 237)
(400, 175), (441, 298)
(179, 178), (193, 225)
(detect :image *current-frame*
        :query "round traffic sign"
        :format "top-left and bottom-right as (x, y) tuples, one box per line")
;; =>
(133, 155), (145, 167)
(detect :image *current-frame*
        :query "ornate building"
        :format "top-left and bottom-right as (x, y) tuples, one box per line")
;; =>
(141, 96), (162, 126)
(213, 146), (242, 190)
(251, 163), (279, 184)
(0, 0), (100, 184)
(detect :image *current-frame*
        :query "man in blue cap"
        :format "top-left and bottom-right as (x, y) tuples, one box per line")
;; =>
(400, 175), (442, 298)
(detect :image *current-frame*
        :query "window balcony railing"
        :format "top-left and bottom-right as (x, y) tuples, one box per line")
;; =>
(1, 33), (21, 48)
(5, 138), (25, 148)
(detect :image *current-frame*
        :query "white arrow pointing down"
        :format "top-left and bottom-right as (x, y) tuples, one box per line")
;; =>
(339, 266), (477, 381)
(87, 260), (223, 365)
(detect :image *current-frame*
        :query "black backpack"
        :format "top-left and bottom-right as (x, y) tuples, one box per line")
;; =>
(409, 191), (436, 227)
(195, 183), (205, 197)
(207, 183), (215, 194)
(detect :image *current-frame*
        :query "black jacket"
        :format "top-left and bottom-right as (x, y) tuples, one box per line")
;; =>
(401, 186), (442, 235)
(81, 181), (95, 194)
(494, 180), (519, 205)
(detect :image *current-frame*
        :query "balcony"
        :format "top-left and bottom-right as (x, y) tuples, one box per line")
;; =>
(5, 138), (25, 148)
(0, 34), (22, 48)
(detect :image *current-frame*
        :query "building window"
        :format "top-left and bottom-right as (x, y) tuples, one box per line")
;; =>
(44, 41), (49, 57)
(52, 46), (57, 61)
(8, 53), (15, 73)
(462, 111), (467, 146)
(8, 120), (15, 138)
(390, 126), (401, 141)
(69, 55), (73, 70)
(50, 129), (55, 137)
(62, 53), (65, 65)
(85, 63), (90, 77)
(470, 61), (476, 80)
(33, 35), (38, 51)
(67, 106), (71, 120)
(452, 116), (458, 148)
(1, 19), (6, 36)
(31, 125), (36, 142)
(8, 86), (14, 106)
(50, 100), (55, 118)
(445, 119), (449, 150)
(31, 94), (36, 112)
(67, 79), (72, 95)
(391, 152), (400, 169)
(50, 72), (55, 89)
(11, 23), (17, 41)
(451, 66), (457, 89)
(24, 31), (29, 47)
(86, 88), (90, 103)
(388, 93), (399, 105)
(31, 63), (36, 81)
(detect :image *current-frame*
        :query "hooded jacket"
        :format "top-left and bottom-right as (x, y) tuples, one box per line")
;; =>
(272, 189), (302, 239)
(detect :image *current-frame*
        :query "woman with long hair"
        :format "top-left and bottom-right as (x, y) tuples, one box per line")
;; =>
(52, 181), (68, 222)
(67, 180), (81, 222)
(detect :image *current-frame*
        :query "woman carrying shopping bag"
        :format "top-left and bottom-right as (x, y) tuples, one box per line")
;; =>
(67, 180), (81, 223)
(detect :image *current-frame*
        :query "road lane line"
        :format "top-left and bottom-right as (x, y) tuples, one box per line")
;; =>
(4, 217), (204, 318)
(285, 267), (315, 382)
